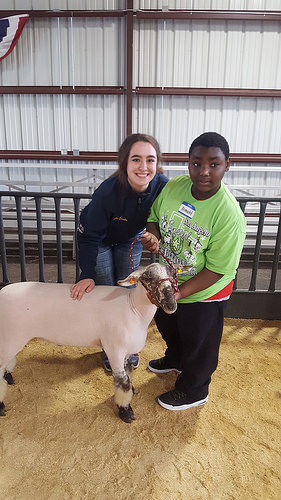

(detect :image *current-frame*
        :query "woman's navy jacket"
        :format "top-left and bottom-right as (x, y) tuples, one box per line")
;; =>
(77, 173), (168, 280)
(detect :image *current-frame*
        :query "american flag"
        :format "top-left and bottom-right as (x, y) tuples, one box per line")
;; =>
(0, 14), (29, 62)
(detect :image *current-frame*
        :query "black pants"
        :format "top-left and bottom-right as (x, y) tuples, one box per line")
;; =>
(154, 300), (227, 400)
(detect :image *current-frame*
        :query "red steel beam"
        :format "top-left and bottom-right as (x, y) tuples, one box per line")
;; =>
(1, 9), (280, 21)
(126, 0), (134, 136)
(1, 87), (279, 98)
(162, 153), (281, 163)
(0, 10), (125, 18)
(0, 86), (124, 95)
(136, 10), (281, 21)
(0, 151), (280, 163)
(136, 87), (281, 98)
(0, 151), (118, 162)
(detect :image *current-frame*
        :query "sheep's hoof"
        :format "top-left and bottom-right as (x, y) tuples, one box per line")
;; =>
(118, 404), (135, 423)
(0, 402), (6, 416)
(4, 371), (14, 385)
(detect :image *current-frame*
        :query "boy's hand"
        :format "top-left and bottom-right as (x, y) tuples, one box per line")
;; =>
(141, 231), (159, 254)
(70, 278), (95, 301)
(174, 290), (182, 302)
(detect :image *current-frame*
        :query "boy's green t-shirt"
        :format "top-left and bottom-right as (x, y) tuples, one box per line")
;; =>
(148, 175), (246, 303)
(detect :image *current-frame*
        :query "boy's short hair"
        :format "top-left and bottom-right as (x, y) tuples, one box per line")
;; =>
(188, 132), (230, 160)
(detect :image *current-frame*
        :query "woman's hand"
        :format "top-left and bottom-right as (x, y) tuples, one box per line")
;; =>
(141, 231), (159, 254)
(70, 279), (95, 301)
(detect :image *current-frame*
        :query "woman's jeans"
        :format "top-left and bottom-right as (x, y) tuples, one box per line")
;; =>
(93, 239), (143, 286)
(94, 238), (143, 361)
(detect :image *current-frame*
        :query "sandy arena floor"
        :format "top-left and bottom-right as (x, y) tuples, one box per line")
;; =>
(0, 318), (280, 500)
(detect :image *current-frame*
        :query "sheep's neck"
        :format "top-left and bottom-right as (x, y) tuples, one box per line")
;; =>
(129, 282), (157, 321)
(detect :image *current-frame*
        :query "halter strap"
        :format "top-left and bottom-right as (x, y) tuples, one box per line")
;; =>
(130, 235), (179, 294)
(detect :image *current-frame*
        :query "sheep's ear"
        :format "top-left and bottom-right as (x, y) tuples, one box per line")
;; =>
(117, 269), (143, 287)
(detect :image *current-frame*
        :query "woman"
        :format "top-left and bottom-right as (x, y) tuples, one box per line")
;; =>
(71, 133), (168, 371)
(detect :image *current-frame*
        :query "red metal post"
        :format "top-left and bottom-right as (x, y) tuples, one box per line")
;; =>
(126, 0), (134, 136)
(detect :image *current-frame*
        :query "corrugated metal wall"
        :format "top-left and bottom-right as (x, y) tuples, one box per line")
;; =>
(3, 0), (281, 9)
(0, 17), (125, 87)
(135, 1), (281, 9)
(134, 20), (281, 88)
(0, 2), (280, 197)
(0, 15), (125, 151)
(133, 96), (281, 153)
(0, 94), (125, 150)
(3, 1), (281, 9)
(4, 1), (125, 10)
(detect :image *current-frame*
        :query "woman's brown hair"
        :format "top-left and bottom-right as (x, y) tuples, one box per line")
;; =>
(115, 133), (163, 188)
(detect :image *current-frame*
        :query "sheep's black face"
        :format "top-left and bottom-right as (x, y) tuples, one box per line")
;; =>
(156, 283), (177, 314)
(140, 263), (178, 314)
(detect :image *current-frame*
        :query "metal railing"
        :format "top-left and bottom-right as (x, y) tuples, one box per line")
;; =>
(0, 191), (280, 320)
(1, 161), (281, 199)
(0, 192), (91, 285)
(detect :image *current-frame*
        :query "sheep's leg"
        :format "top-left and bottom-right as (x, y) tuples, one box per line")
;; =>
(113, 369), (135, 423)
(125, 356), (135, 395)
(4, 371), (14, 385)
(0, 402), (5, 416)
(4, 356), (16, 385)
(0, 367), (8, 416)
(118, 404), (134, 423)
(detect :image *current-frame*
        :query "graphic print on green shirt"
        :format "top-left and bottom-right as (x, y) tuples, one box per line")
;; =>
(148, 175), (246, 303)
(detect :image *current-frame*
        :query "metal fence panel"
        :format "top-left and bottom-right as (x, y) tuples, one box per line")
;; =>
(0, 191), (280, 319)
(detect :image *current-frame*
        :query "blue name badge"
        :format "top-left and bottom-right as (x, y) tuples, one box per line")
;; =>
(178, 201), (196, 219)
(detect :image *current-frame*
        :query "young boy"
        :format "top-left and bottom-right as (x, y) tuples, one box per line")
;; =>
(141, 132), (246, 411)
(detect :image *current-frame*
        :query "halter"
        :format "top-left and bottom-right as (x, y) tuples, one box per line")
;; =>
(130, 236), (179, 303)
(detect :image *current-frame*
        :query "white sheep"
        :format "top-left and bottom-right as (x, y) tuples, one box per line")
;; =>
(0, 263), (177, 423)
